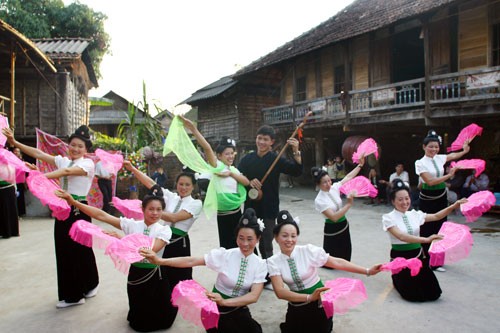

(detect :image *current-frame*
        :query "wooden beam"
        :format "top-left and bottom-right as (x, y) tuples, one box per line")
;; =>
(10, 41), (16, 128)
(423, 21), (431, 119)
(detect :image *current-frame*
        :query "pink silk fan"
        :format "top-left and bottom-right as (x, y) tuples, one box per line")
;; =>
(112, 197), (144, 220)
(381, 257), (422, 276)
(105, 233), (154, 274)
(171, 279), (220, 330)
(0, 114), (8, 147)
(95, 148), (124, 174)
(429, 221), (473, 267)
(460, 190), (496, 223)
(450, 159), (485, 177)
(447, 123), (483, 152)
(352, 138), (379, 164)
(339, 176), (378, 198)
(26, 171), (71, 221)
(69, 220), (118, 250)
(321, 278), (368, 318)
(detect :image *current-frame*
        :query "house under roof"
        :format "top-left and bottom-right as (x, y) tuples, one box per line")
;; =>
(236, 0), (458, 76)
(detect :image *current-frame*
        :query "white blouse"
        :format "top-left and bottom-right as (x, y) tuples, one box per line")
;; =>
(415, 154), (447, 179)
(162, 188), (202, 233)
(267, 244), (329, 291)
(382, 209), (427, 245)
(315, 182), (342, 214)
(54, 155), (94, 196)
(120, 217), (172, 257)
(205, 247), (267, 298)
(216, 160), (240, 194)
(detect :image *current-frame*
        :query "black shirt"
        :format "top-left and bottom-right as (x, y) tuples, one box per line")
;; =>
(238, 151), (303, 219)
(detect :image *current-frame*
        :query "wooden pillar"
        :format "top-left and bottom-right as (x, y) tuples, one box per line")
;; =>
(343, 42), (351, 131)
(315, 130), (324, 167)
(22, 81), (26, 136)
(423, 21), (431, 119)
(10, 42), (16, 128)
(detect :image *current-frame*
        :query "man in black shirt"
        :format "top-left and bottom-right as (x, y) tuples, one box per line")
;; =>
(238, 125), (303, 259)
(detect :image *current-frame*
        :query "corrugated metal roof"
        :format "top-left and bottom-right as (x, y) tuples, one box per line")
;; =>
(236, 0), (458, 76)
(34, 38), (90, 58)
(182, 76), (237, 104)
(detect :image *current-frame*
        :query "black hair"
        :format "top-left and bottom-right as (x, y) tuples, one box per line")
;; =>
(235, 208), (263, 237)
(256, 125), (275, 140)
(215, 136), (236, 155)
(273, 210), (300, 236)
(176, 171), (197, 185)
(69, 125), (92, 150)
(142, 184), (166, 210)
(423, 130), (442, 146)
(389, 179), (410, 202)
(311, 166), (329, 185)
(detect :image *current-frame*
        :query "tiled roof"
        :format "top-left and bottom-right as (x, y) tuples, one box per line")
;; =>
(34, 38), (90, 59)
(182, 76), (237, 104)
(236, 0), (458, 76)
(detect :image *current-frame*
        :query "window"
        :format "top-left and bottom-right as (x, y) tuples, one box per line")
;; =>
(492, 23), (500, 66)
(334, 65), (345, 94)
(295, 76), (306, 101)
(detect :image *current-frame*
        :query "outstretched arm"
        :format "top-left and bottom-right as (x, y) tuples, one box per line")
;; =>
(324, 256), (382, 276)
(387, 225), (442, 244)
(340, 156), (365, 184)
(446, 141), (470, 162)
(425, 199), (466, 222)
(56, 190), (122, 229)
(207, 283), (264, 307)
(179, 115), (217, 167)
(123, 160), (155, 189)
(45, 166), (88, 179)
(140, 248), (205, 267)
(271, 274), (329, 303)
(2, 128), (55, 165)
(321, 194), (354, 222)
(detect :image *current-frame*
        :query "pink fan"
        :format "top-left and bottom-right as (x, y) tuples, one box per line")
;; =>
(381, 257), (422, 276)
(95, 148), (123, 174)
(429, 221), (473, 267)
(0, 114), (8, 147)
(26, 171), (71, 220)
(112, 197), (144, 220)
(105, 233), (154, 274)
(0, 163), (16, 183)
(69, 219), (118, 250)
(339, 176), (378, 198)
(0, 148), (31, 173)
(352, 138), (379, 164)
(460, 190), (496, 223)
(171, 279), (219, 330)
(450, 159), (485, 177)
(447, 123), (483, 152)
(321, 278), (367, 318)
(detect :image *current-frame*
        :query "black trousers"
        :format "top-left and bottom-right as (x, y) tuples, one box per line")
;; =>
(97, 178), (112, 213)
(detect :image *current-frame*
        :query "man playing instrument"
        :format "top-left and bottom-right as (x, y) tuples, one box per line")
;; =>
(238, 125), (303, 260)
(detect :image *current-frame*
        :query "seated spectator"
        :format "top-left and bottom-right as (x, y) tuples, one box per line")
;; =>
(381, 162), (410, 202)
(332, 155), (346, 183)
(461, 171), (490, 198)
(445, 167), (466, 204)
(152, 167), (167, 188)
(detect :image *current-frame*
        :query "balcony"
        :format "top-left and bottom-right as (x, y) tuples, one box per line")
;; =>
(262, 66), (500, 126)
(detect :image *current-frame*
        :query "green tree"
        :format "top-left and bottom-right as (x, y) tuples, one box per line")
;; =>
(0, 0), (110, 78)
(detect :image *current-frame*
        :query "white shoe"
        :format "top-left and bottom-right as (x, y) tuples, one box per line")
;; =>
(56, 298), (85, 308)
(84, 285), (99, 298)
(434, 267), (446, 272)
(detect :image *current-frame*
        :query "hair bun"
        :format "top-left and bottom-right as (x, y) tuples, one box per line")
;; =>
(277, 210), (296, 225)
(149, 184), (164, 197)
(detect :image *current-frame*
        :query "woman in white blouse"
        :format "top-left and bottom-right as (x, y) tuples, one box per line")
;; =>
(415, 130), (469, 271)
(313, 155), (364, 262)
(142, 208), (267, 333)
(124, 161), (202, 293)
(58, 186), (174, 332)
(268, 210), (381, 333)
(3, 125), (99, 308)
(382, 180), (466, 302)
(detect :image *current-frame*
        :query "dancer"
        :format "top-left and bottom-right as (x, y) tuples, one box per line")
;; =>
(3, 125), (99, 308)
(141, 208), (267, 333)
(267, 210), (381, 333)
(415, 130), (469, 271)
(179, 115), (249, 249)
(0, 147), (19, 238)
(123, 161), (202, 291)
(382, 180), (466, 301)
(238, 125), (303, 259)
(312, 155), (365, 261)
(57, 187), (175, 331)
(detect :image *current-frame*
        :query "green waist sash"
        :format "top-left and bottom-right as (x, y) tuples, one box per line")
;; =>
(421, 182), (446, 190)
(131, 262), (157, 269)
(391, 243), (421, 251)
(213, 286), (232, 299)
(325, 215), (347, 224)
(71, 194), (87, 201)
(296, 280), (324, 294)
(171, 227), (188, 237)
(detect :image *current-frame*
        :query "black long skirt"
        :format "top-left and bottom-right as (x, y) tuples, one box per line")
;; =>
(323, 220), (351, 261)
(0, 185), (19, 238)
(127, 265), (177, 332)
(390, 247), (442, 302)
(217, 209), (242, 249)
(419, 188), (448, 258)
(162, 233), (192, 288)
(54, 205), (99, 302)
(280, 300), (333, 333)
(206, 305), (262, 333)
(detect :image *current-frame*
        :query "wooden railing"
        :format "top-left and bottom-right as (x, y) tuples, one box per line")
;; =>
(262, 66), (500, 125)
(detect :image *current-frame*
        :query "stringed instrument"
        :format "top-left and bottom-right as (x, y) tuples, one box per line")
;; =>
(248, 111), (313, 201)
